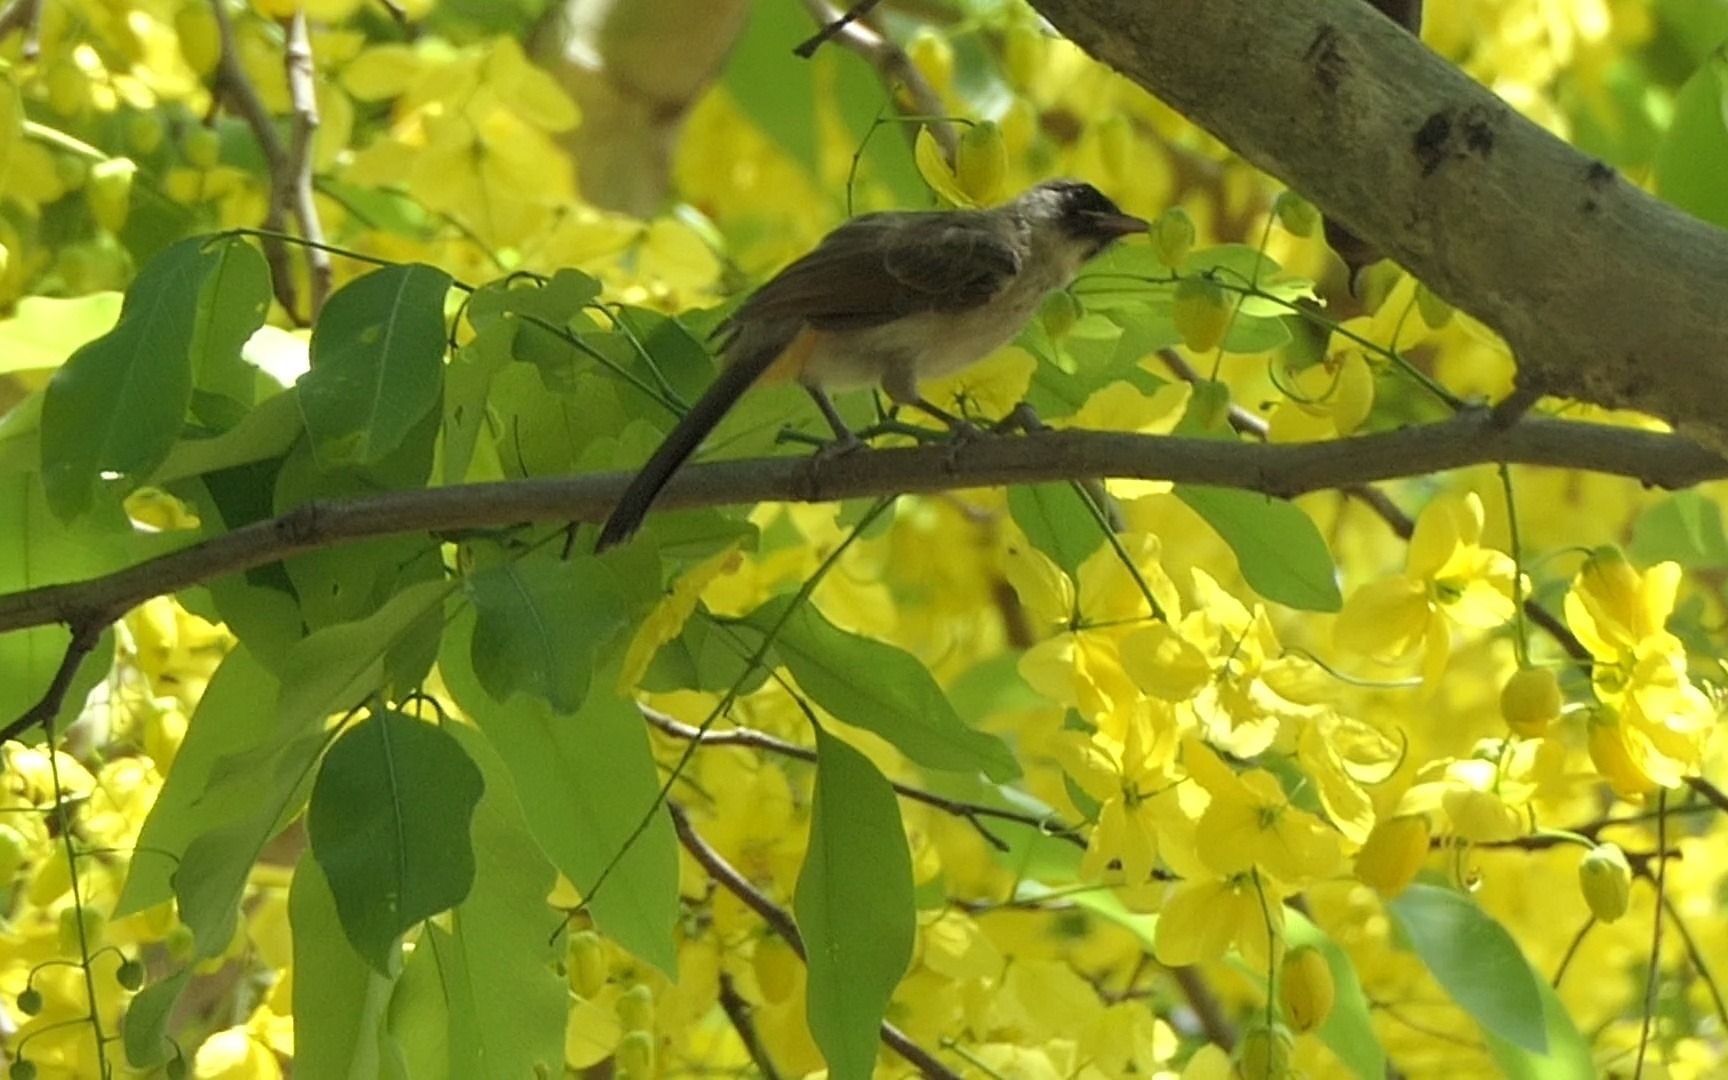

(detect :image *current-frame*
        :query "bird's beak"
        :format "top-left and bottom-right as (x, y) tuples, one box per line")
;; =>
(1083, 210), (1151, 238)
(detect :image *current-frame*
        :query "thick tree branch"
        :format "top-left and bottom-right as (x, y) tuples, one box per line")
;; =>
(1027, 0), (1728, 453)
(0, 415), (1720, 637)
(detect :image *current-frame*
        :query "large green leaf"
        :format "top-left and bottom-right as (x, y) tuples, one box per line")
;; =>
(440, 608), (679, 972)
(277, 578), (454, 728)
(189, 235), (272, 420)
(384, 924), (453, 1080)
(40, 235), (265, 517)
(1654, 46), (1728, 229)
(116, 645), (281, 915)
(763, 598), (1019, 782)
(1008, 482), (1103, 578)
(1387, 884), (1548, 1054)
(1630, 490), (1728, 570)
(291, 852), (398, 1078)
(1483, 972), (1594, 1079)
(439, 724), (566, 1077)
(795, 726), (915, 1080)
(296, 263), (452, 467)
(1176, 485), (1342, 611)
(307, 710), (485, 974)
(726, 2), (819, 176)
(466, 555), (630, 712)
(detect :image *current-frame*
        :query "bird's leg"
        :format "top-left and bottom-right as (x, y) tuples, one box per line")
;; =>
(804, 386), (864, 455)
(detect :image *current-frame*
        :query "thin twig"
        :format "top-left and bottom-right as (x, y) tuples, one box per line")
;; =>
(642, 704), (1086, 852)
(1170, 965), (1235, 1050)
(717, 971), (782, 1080)
(1550, 916), (1594, 988)
(2, 620), (107, 743)
(280, 10), (332, 315)
(1634, 790), (1668, 1079)
(798, 0), (958, 162)
(667, 801), (962, 1080)
(209, 0), (299, 315)
(1658, 893), (1728, 1032)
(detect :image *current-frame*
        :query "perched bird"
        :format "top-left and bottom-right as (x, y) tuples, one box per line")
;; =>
(594, 179), (1148, 549)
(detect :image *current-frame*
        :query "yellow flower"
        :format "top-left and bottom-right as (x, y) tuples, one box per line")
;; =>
(1280, 945), (1335, 1033)
(1353, 815), (1431, 897)
(1187, 740), (1343, 884)
(1154, 870), (1285, 970)
(1059, 702), (1183, 886)
(1335, 491), (1516, 685)
(1396, 748), (1532, 843)
(1266, 347), (1375, 443)
(1006, 532), (1179, 722)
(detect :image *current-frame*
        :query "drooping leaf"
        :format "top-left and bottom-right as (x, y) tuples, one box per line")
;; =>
(120, 967), (193, 1068)
(439, 724), (566, 1078)
(40, 236), (214, 517)
(291, 852), (398, 1078)
(296, 262), (453, 467)
(1388, 883), (1549, 1054)
(307, 710), (485, 974)
(795, 726), (915, 1080)
(1177, 485), (1342, 611)
(1008, 482), (1103, 577)
(466, 555), (631, 712)
(384, 924), (453, 1080)
(277, 578), (454, 729)
(440, 607), (679, 972)
(761, 597), (1019, 781)
(116, 645), (282, 915)
(1483, 972), (1594, 1080)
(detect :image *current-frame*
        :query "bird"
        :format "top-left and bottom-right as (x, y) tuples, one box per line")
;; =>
(594, 179), (1149, 550)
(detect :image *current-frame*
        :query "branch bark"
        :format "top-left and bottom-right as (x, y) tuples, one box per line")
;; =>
(1026, 0), (1728, 452)
(0, 415), (1718, 638)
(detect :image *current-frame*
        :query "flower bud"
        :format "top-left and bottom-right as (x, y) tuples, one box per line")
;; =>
(906, 31), (953, 96)
(1500, 667), (1562, 738)
(1235, 1024), (1294, 1079)
(1578, 842), (1632, 923)
(1173, 278), (1230, 354)
(1354, 815), (1430, 897)
(616, 1030), (655, 1079)
(567, 929), (608, 998)
(1152, 206), (1195, 269)
(615, 983), (654, 1032)
(87, 159), (137, 233)
(1039, 289), (1082, 340)
(1279, 945), (1334, 1033)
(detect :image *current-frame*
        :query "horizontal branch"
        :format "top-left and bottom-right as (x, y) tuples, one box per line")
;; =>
(0, 414), (1719, 635)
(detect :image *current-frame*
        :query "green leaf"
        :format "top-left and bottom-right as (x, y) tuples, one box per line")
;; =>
(763, 597), (1019, 781)
(440, 725), (566, 1077)
(0, 473), (123, 734)
(466, 555), (631, 712)
(116, 645), (281, 915)
(795, 726), (915, 1080)
(40, 236), (213, 517)
(385, 924), (453, 1080)
(0, 293), (122, 374)
(1654, 46), (1728, 229)
(296, 263), (452, 467)
(277, 578), (454, 729)
(1387, 884), (1548, 1054)
(1008, 482), (1102, 577)
(1483, 973), (1594, 1080)
(833, 49), (925, 206)
(1176, 485), (1342, 611)
(154, 389), (304, 484)
(291, 852), (398, 1078)
(1287, 910), (1387, 1080)
(440, 607), (680, 973)
(120, 967), (193, 1068)
(189, 236), (272, 420)
(307, 710), (485, 974)
(1631, 490), (1728, 569)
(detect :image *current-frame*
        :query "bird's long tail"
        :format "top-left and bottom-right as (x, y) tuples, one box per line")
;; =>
(594, 346), (776, 551)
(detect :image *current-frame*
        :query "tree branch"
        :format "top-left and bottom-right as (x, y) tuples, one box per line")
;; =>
(798, 0), (958, 161)
(667, 802), (961, 1080)
(0, 621), (106, 743)
(280, 10), (332, 315)
(1026, 0), (1728, 453)
(0, 415), (1720, 637)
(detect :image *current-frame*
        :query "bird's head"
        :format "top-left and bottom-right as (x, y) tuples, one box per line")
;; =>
(1016, 179), (1150, 262)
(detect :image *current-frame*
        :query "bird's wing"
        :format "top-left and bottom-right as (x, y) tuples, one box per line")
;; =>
(730, 211), (1023, 332)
